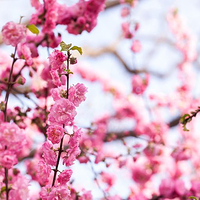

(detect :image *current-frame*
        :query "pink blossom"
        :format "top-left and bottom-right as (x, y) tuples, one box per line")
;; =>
(174, 179), (186, 196)
(190, 180), (200, 196)
(143, 143), (162, 157)
(50, 70), (62, 87)
(25, 159), (38, 181)
(60, 74), (67, 85)
(36, 160), (51, 186)
(131, 40), (142, 53)
(9, 174), (30, 200)
(58, 0), (106, 35)
(68, 127), (82, 147)
(68, 83), (88, 107)
(132, 166), (151, 185)
(41, 141), (57, 166)
(94, 152), (105, 164)
(159, 178), (175, 198)
(31, 0), (41, 9)
(47, 125), (64, 144)
(171, 147), (191, 161)
(48, 32), (62, 48)
(78, 156), (89, 163)
(17, 43), (33, 66)
(51, 86), (67, 101)
(121, 7), (130, 17)
(57, 169), (73, 185)
(42, 4), (58, 34)
(131, 74), (149, 95)
(2, 21), (26, 46)
(63, 145), (81, 166)
(0, 150), (18, 169)
(26, 42), (39, 58)
(121, 22), (133, 39)
(101, 172), (116, 191)
(62, 127), (82, 166)
(48, 185), (71, 199)
(48, 98), (77, 125)
(39, 185), (51, 200)
(49, 50), (68, 70)
(0, 122), (26, 152)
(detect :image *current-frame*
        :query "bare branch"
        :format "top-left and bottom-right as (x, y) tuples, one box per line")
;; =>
(105, 0), (120, 9)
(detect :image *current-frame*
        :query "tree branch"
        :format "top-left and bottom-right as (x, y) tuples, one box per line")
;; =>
(104, 116), (181, 142)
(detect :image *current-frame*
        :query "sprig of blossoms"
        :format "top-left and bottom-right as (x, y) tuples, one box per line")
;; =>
(38, 43), (87, 199)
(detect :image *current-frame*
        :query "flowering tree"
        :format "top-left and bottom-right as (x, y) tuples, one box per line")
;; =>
(0, 0), (200, 199)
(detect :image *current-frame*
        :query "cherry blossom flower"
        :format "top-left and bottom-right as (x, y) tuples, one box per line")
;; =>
(9, 174), (30, 200)
(48, 98), (77, 125)
(41, 141), (57, 166)
(49, 50), (68, 70)
(131, 40), (142, 53)
(159, 178), (175, 198)
(0, 122), (26, 153)
(63, 145), (81, 167)
(57, 169), (73, 185)
(68, 83), (87, 107)
(48, 185), (71, 199)
(17, 43), (33, 66)
(0, 150), (18, 169)
(2, 21), (26, 46)
(131, 74), (149, 95)
(47, 125), (64, 144)
(36, 160), (51, 186)
(51, 86), (67, 101)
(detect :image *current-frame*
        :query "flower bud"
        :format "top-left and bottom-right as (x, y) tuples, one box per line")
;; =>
(16, 76), (26, 85)
(70, 57), (77, 65)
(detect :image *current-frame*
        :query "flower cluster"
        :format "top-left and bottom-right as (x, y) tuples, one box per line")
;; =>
(35, 48), (88, 199)
(31, 0), (106, 35)
(0, 123), (26, 168)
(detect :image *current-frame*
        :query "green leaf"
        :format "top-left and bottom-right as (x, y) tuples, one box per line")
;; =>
(60, 41), (72, 51)
(180, 114), (190, 124)
(189, 196), (199, 200)
(70, 46), (83, 55)
(183, 124), (189, 131)
(66, 69), (73, 74)
(0, 186), (6, 194)
(26, 24), (39, 35)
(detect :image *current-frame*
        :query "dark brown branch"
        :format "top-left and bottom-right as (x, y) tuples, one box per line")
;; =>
(84, 41), (170, 78)
(168, 116), (181, 128)
(113, 51), (165, 77)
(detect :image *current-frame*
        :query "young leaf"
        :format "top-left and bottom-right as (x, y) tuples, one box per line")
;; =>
(189, 196), (199, 200)
(183, 124), (189, 132)
(26, 24), (39, 35)
(0, 186), (6, 194)
(60, 41), (72, 51)
(70, 46), (83, 55)
(180, 114), (190, 124)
